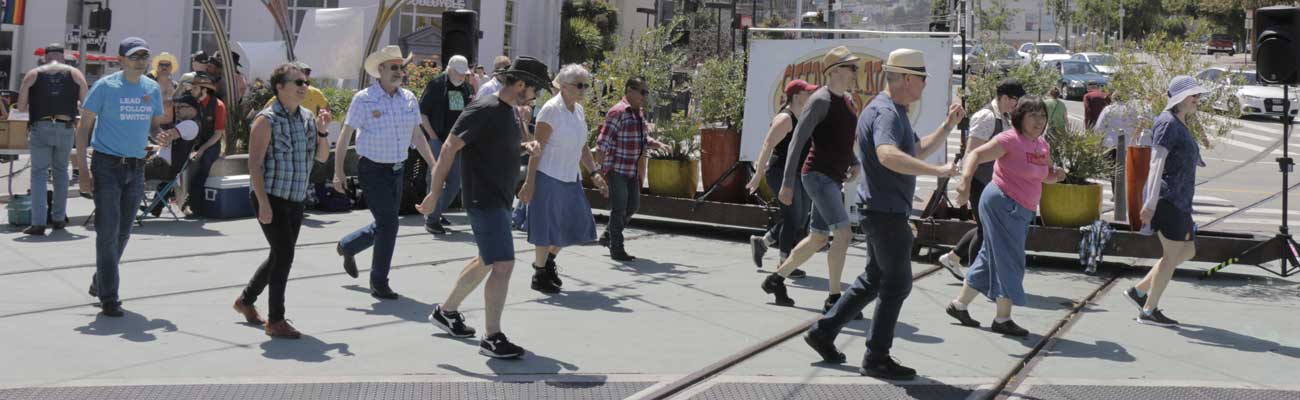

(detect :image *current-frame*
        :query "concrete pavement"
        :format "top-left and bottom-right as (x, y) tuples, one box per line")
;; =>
(0, 186), (1297, 399)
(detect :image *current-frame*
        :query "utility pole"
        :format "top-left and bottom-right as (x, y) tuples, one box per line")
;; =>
(1037, 0), (1042, 43)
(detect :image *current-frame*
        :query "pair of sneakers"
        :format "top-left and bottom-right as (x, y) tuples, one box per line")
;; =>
(1123, 287), (1179, 327)
(803, 330), (917, 380)
(429, 304), (525, 359)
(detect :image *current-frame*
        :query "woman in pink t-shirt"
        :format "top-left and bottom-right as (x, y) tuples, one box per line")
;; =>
(944, 97), (1065, 337)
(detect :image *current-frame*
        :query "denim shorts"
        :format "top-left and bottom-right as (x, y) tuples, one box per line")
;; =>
(801, 171), (851, 235)
(468, 207), (516, 264)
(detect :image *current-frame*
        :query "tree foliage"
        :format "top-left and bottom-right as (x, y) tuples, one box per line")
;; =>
(560, 0), (620, 65)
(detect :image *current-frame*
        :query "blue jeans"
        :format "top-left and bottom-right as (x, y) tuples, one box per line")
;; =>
(801, 171), (851, 235)
(812, 211), (914, 362)
(425, 137), (462, 225)
(340, 158), (404, 288)
(187, 145), (220, 215)
(766, 167), (810, 257)
(28, 121), (75, 226)
(90, 152), (146, 306)
(966, 182), (1034, 306)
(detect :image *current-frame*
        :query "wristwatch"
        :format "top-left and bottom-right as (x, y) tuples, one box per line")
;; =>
(317, 129), (329, 138)
(589, 170), (602, 178)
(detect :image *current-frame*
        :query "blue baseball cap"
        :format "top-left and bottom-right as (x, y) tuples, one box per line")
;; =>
(118, 37), (150, 57)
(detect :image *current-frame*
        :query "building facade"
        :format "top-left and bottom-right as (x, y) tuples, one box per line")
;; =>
(5, 0), (561, 89)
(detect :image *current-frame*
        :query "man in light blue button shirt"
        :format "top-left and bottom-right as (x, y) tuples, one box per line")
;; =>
(332, 46), (438, 300)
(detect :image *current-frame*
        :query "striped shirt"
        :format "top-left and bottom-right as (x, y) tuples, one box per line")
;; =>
(345, 82), (421, 163)
(260, 101), (318, 202)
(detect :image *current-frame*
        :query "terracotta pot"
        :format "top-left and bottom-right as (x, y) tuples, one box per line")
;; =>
(648, 159), (699, 199)
(1125, 146), (1152, 231)
(700, 127), (745, 202)
(1039, 182), (1102, 227)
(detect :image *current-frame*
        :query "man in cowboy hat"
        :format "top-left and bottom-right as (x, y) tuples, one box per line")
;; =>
(207, 51), (246, 102)
(332, 45), (439, 300)
(17, 42), (87, 235)
(183, 72), (227, 218)
(803, 48), (964, 380)
(180, 50), (210, 91)
(417, 56), (549, 359)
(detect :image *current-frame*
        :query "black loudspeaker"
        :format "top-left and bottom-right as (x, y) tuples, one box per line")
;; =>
(1256, 6), (1300, 84)
(442, 10), (479, 67)
(89, 7), (112, 33)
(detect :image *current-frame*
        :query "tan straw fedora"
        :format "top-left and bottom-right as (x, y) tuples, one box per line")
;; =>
(881, 49), (928, 76)
(821, 46), (861, 74)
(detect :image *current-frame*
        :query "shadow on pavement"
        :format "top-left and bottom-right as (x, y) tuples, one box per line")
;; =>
(73, 310), (178, 342)
(259, 334), (354, 362)
(1178, 323), (1300, 359)
(532, 289), (634, 312)
(342, 284), (433, 323)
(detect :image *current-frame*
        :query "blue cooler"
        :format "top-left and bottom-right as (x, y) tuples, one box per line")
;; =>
(202, 175), (254, 219)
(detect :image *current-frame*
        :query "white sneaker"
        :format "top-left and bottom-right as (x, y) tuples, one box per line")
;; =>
(938, 252), (964, 281)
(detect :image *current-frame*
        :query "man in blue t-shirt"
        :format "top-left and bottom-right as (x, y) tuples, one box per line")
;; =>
(75, 37), (172, 317)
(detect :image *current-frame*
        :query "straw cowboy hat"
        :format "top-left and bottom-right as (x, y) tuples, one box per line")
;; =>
(364, 45), (413, 78)
(821, 46), (861, 74)
(881, 48), (928, 77)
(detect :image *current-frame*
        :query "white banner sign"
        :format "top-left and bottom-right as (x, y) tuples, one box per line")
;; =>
(295, 7), (377, 81)
(740, 38), (953, 164)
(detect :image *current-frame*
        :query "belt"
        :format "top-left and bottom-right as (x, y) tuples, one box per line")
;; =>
(361, 157), (403, 172)
(39, 116), (73, 123)
(93, 151), (146, 167)
(31, 118), (75, 128)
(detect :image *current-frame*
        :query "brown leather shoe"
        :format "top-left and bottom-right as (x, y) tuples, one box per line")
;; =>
(265, 320), (302, 339)
(233, 297), (265, 325)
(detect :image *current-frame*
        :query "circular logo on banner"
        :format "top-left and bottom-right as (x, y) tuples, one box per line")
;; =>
(769, 47), (922, 124)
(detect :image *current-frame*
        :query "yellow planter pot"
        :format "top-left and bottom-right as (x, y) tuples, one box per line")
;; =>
(648, 159), (699, 199)
(1039, 182), (1102, 228)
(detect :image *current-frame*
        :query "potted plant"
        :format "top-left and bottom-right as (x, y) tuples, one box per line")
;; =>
(1039, 123), (1116, 227)
(647, 112), (701, 198)
(693, 53), (748, 203)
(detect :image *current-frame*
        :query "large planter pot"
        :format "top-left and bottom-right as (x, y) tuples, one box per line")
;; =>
(648, 159), (699, 199)
(700, 128), (745, 203)
(1125, 146), (1152, 231)
(1039, 182), (1103, 228)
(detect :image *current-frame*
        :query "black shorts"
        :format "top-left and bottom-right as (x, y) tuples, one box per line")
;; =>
(1152, 199), (1195, 242)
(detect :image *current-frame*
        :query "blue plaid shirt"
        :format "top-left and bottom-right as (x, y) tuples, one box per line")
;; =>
(260, 101), (318, 202)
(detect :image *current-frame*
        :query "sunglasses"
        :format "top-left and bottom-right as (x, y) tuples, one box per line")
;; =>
(126, 53), (151, 61)
(290, 79), (309, 87)
(840, 64), (859, 73)
(387, 64), (407, 73)
(158, 62), (172, 68)
(569, 82), (590, 90)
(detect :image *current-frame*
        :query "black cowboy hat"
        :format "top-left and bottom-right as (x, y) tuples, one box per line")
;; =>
(209, 51), (242, 68)
(497, 56), (550, 89)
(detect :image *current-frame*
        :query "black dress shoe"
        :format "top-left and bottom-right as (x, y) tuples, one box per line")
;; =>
(991, 319), (1029, 337)
(946, 304), (981, 327)
(860, 357), (917, 380)
(788, 269), (807, 278)
(23, 225), (46, 236)
(425, 223), (448, 235)
(338, 243), (358, 278)
(440, 217), (452, 226)
(100, 302), (124, 317)
(51, 219), (68, 230)
(371, 286), (400, 300)
(803, 331), (846, 363)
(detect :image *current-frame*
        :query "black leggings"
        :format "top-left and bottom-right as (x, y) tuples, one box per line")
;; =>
(241, 194), (306, 322)
(953, 179), (988, 264)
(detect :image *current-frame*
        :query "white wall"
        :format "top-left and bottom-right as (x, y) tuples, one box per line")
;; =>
(515, 0), (563, 69)
(478, 0), (506, 63)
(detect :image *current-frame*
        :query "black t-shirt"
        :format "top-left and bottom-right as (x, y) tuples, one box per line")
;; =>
(453, 94), (521, 209)
(419, 74), (474, 141)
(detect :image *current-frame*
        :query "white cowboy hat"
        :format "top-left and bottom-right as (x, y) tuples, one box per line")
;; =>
(364, 45), (413, 78)
(1164, 75), (1209, 111)
(881, 48), (928, 77)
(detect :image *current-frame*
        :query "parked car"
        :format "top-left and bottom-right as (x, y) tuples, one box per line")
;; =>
(1206, 34), (1235, 56)
(1197, 67), (1299, 118)
(951, 42), (982, 74)
(1070, 53), (1118, 75)
(1045, 60), (1108, 100)
(976, 46), (1024, 75)
(1018, 42), (1071, 63)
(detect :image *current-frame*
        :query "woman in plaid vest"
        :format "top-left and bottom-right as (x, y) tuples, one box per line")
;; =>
(233, 63), (332, 339)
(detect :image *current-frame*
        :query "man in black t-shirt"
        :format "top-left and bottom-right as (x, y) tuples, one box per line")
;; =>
(419, 55), (476, 234)
(418, 57), (549, 360)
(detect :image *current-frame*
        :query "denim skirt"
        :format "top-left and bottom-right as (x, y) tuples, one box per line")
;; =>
(526, 172), (597, 247)
(965, 182), (1034, 306)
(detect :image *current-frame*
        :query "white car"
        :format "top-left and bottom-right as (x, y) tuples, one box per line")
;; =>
(1070, 53), (1118, 75)
(1017, 42), (1071, 64)
(1197, 67), (1300, 117)
(951, 42), (981, 74)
